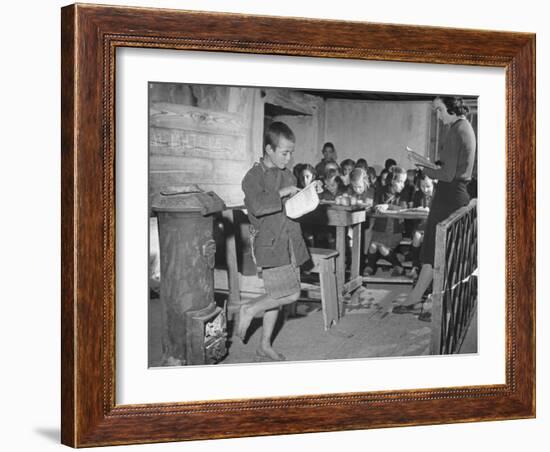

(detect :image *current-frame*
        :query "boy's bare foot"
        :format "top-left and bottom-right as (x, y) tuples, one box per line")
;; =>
(236, 304), (254, 341)
(257, 344), (286, 361)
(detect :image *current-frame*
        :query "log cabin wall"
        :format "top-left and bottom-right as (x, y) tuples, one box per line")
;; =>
(324, 99), (433, 172)
(149, 83), (264, 208)
(149, 84), (325, 207)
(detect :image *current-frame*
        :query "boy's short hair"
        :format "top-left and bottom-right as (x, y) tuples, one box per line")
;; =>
(387, 166), (406, 184)
(384, 158), (397, 170)
(355, 158), (368, 170)
(322, 142), (335, 152)
(341, 158), (355, 169)
(416, 171), (432, 186)
(264, 121), (295, 152)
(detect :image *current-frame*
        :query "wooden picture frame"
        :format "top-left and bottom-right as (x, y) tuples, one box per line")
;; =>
(61, 3), (535, 447)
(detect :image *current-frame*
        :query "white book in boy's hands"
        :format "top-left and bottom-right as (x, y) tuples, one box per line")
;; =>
(406, 146), (438, 170)
(285, 182), (320, 219)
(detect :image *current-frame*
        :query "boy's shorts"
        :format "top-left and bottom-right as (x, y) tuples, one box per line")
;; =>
(262, 263), (301, 299)
(261, 241), (301, 299)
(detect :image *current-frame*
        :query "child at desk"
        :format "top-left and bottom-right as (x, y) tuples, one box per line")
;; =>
(340, 159), (355, 186)
(402, 169), (419, 238)
(364, 166), (408, 277)
(366, 166), (378, 188)
(374, 168), (389, 200)
(319, 168), (345, 201)
(343, 168), (375, 257)
(322, 161), (341, 180)
(314, 142), (338, 177)
(296, 163), (317, 189)
(355, 158), (369, 171)
(295, 163), (318, 247)
(408, 173), (434, 278)
(402, 169), (419, 207)
(347, 167), (375, 207)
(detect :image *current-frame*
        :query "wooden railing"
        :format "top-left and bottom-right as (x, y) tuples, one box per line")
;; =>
(431, 199), (478, 354)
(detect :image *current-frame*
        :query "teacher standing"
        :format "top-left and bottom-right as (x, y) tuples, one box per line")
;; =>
(400, 96), (476, 318)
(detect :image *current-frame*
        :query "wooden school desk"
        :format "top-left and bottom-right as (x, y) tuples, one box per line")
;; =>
(301, 203), (367, 312)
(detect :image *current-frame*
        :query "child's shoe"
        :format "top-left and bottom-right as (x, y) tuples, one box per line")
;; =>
(409, 266), (419, 279)
(363, 266), (376, 276)
(391, 265), (404, 277)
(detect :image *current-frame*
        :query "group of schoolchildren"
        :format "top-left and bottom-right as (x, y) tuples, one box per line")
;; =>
(238, 122), (433, 359)
(292, 141), (435, 279)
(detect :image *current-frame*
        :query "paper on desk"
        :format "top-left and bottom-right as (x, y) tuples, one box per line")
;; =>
(406, 146), (438, 170)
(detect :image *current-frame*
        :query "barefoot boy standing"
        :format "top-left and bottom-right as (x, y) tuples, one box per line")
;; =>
(238, 121), (310, 361)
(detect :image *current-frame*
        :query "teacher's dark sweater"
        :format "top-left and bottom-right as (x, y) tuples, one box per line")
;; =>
(425, 118), (476, 182)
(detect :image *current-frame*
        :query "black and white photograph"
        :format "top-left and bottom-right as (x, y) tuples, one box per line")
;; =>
(148, 83), (478, 367)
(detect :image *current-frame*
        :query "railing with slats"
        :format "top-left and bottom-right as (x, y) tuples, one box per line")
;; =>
(431, 199), (478, 354)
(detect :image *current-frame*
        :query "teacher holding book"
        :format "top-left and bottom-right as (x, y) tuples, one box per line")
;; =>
(396, 96), (476, 320)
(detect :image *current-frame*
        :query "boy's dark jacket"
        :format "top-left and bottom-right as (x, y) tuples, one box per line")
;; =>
(372, 186), (407, 234)
(242, 160), (310, 268)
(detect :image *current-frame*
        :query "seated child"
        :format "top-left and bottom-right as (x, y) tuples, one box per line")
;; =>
(239, 121), (310, 361)
(347, 167), (375, 207)
(366, 166), (378, 188)
(344, 168), (375, 255)
(402, 169), (418, 207)
(364, 166), (408, 277)
(315, 142), (338, 177)
(295, 163), (318, 247)
(292, 163), (305, 184)
(408, 173), (434, 278)
(355, 158), (368, 171)
(384, 158), (397, 172)
(340, 159), (355, 186)
(374, 168), (389, 200)
(319, 168), (344, 201)
(296, 163), (317, 189)
(401, 168), (419, 238)
(323, 161), (341, 179)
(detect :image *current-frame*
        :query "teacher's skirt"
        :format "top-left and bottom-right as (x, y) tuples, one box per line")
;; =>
(419, 180), (470, 266)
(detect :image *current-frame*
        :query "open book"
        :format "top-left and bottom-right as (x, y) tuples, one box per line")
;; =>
(285, 182), (320, 219)
(406, 146), (438, 170)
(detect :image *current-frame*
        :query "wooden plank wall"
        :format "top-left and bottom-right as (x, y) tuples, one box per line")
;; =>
(149, 85), (259, 207)
(149, 84), (325, 208)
